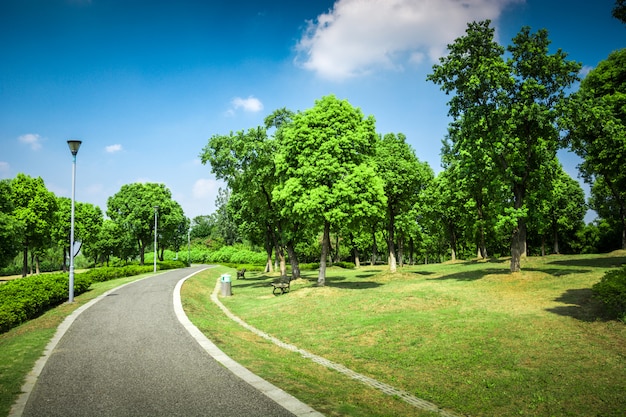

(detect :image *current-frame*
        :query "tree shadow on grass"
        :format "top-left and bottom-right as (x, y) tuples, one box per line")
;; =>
(427, 268), (510, 281)
(523, 267), (592, 277)
(548, 255), (626, 269)
(325, 281), (382, 290)
(546, 288), (610, 322)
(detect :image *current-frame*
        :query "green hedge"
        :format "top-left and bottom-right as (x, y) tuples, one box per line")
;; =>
(593, 266), (626, 321)
(0, 260), (186, 333)
(0, 273), (91, 333)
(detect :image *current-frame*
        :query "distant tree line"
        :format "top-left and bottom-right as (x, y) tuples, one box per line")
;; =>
(0, 177), (188, 276)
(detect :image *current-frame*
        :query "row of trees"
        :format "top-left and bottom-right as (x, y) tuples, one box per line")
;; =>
(201, 20), (625, 281)
(0, 176), (188, 276)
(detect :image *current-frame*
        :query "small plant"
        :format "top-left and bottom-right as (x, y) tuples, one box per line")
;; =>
(592, 266), (626, 321)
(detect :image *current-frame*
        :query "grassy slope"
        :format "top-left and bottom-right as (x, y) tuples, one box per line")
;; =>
(184, 253), (626, 417)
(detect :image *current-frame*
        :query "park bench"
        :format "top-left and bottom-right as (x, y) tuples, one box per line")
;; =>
(236, 268), (246, 279)
(271, 276), (291, 295)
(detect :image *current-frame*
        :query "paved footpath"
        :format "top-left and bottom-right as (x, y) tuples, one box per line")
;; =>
(13, 266), (320, 417)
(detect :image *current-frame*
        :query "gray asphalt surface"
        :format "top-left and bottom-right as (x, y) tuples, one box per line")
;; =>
(19, 267), (299, 417)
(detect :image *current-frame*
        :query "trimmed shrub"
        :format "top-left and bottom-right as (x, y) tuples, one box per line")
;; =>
(0, 273), (91, 333)
(334, 261), (356, 269)
(592, 266), (626, 321)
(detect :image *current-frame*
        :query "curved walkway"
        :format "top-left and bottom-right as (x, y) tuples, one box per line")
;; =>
(11, 266), (321, 417)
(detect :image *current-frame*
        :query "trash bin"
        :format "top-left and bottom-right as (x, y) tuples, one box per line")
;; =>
(220, 274), (232, 296)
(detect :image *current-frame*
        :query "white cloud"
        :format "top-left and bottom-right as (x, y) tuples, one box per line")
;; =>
(18, 133), (43, 150)
(192, 178), (219, 199)
(295, 0), (523, 81)
(579, 65), (594, 78)
(105, 144), (123, 153)
(230, 96), (264, 113)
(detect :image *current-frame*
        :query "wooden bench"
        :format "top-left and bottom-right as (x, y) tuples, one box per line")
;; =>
(236, 268), (246, 279)
(271, 276), (291, 295)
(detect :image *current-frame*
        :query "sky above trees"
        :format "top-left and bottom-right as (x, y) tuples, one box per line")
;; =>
(0, 0), (623, 220)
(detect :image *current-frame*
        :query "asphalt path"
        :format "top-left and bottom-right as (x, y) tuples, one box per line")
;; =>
(16, 266), (309, 417)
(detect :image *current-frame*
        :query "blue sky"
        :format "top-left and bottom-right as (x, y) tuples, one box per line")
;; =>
(1, 0), (624, 221)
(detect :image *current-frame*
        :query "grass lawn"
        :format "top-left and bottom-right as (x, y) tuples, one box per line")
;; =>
(183, 253), (626, 417)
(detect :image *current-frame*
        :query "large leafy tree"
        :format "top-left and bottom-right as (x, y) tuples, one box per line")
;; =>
(274, 95), (386, 285)
(428, 21), (580, 272)
(375, 133), (432, 271)
(107, 183), (185, 265)
(201, 123), (289, 275)
(564, 49), (626, 248)
(10, 174), (58, 276)
(0, 179), (23, 268)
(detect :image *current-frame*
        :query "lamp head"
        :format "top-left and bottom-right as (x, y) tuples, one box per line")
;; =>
(67, 140), (82, 156)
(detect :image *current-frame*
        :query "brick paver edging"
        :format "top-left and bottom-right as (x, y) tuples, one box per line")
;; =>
(210, 279), (462, 417)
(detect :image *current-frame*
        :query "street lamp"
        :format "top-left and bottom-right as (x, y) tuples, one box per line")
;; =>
(67, 140), (82, 303)
(153, 206), (159, 273)
(187, 224), (191, 267)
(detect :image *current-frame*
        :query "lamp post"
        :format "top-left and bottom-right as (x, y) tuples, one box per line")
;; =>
(153, 206), (159, 273)
(67, 140), (82, 303)
(187, 225), (191, 267)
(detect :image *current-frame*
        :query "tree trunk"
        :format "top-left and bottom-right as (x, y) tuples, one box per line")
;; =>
(354, 246), (360, 268)
(22, 246), (28, 277)
(409, 237), (414, 265)
(388, 210), (397, 273)
(286, 240), (300, 279)
(552, 223), (560, 254)
(398, 234), (404, 268)
(264, 225), (273, 273)
(450, 226), (457, 261)
(333, 234), (340, 263)
(35, 255), (40, 275)
(139, 239), (145, 265)
(370, 228), (377, 266)
(520, 221), (527, 258)
(318, 221), (330, 286)
(511, 225), (522, 272)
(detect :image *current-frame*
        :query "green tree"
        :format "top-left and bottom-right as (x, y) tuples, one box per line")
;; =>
(107, 183), (185, 265)
(10, 174), (58, 276)
(274, 95), (386, 285)
(54, 197), (103, 269)
(527, 163), (586, 255)
(564, 49), (626, 248)
(201, 125), (287, 274)
(190, 215), (214, 240)
(0, 179), (24, 268)
(428, 21), (580, 272)
(375, 133), (432, 271)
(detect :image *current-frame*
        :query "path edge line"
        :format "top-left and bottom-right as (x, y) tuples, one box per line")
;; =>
(173, 268), (324, 417)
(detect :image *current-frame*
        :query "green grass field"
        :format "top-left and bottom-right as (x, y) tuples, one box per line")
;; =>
(1, 254), (624, 417)
(183, 253), (626, 417)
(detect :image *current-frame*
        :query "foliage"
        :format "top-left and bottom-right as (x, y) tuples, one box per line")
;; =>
(274, 95), (385, 285)
(0, 180), (23, 268)
(10, 174), (58, 276)
(428, 21), (581, 272)
(593, 266), (626, 320)
(0, 273), (91, 333)
(107, 182), (187, 265)
(564, 48), (626, 249)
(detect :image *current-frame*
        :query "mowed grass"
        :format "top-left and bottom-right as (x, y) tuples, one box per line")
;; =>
(183, 253), (626, 417)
